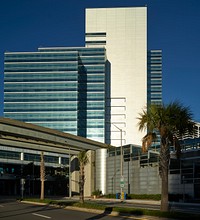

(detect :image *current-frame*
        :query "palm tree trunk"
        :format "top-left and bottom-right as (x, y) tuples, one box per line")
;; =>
(79, 165), (84, 203)
(41, 179), (45, 200)
(161, 168), (169, 211)
(160, 139), (170, 211)
(40, 151), (45, 200)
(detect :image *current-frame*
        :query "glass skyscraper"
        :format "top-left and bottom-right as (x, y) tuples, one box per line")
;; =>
(4, 47), (107, 143)
(147, 50), (162, 106)
(147, 50), (162, 150)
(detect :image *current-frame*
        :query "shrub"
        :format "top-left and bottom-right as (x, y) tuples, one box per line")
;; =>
(92, 189), (102, 197)
(105, 194), (116, 199)
(105, 194), (161, 200)
(127, 194), (161, 200)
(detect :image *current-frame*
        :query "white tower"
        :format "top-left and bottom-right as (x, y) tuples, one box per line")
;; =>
(86, 7), (147, 146)
(86, 7), (147, 194)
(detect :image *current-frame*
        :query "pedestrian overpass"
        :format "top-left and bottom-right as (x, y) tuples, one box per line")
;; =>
(0, 117), (108, 155)
(0, 117), (109, 197)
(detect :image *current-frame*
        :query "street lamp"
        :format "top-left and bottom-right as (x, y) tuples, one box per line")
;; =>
(68, 146), (72, 198)
(111, 123), (124, 198)
(65, 140), (71, 198)
(111, 169), (119, 194)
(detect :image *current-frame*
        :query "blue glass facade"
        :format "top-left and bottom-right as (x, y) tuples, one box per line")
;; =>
(4, 47), (106, 142)
(147, 50), (162, 105)
(147, 50), (162, 149)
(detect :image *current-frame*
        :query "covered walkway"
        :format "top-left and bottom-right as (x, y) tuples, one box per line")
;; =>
(0, 117), (108, 155)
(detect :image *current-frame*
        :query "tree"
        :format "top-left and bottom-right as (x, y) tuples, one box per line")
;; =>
(78, 150), (89, 203)
(40, 151), (45, 200)
(137, 101), (195, 211)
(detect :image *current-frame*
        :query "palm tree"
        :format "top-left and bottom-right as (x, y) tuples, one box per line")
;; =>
(78, 150), (89, 203)
(40, 151), (45, 200)
(137, 101), (195, 211)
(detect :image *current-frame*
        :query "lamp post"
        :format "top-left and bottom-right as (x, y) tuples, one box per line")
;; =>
(112, 169), (119, 194)
(69, 147), (72, 198)
(32, 161), (35, 196)
(111, 123), (124, 198)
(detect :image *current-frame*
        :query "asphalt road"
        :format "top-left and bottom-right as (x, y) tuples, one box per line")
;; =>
(0, 200), (136, 220)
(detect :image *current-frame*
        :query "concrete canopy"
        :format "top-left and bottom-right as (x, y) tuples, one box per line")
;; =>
(0, 117), (109, 155)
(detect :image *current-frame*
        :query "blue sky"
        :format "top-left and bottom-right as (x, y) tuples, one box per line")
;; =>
(0, 0), (200, 121)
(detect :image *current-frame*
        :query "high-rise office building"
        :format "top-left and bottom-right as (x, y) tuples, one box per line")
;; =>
(147, 50), (162, 106)
(4, 47), (107, 143)
(147, 50), (162, 150)
(85, 7), (147, 193)
(85, 7), (147, 146)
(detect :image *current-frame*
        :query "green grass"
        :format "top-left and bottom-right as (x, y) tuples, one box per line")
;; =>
(113, 207), (200, 220)
(21, 198), (200, 220)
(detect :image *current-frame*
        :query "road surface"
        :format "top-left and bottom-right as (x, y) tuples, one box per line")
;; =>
(0, 200), (139, 220)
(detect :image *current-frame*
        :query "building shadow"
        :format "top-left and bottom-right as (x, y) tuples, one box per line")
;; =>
(85, 207), (113, 220)
(0, 202), (58, 219)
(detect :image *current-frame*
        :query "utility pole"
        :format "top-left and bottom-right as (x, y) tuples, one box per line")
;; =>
(69, 147), (72, 198)
(111, 123), (124, 199)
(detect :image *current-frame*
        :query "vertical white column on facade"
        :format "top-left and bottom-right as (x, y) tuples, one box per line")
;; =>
(20, 152), (24, 161)
(59, 156), (61, 165)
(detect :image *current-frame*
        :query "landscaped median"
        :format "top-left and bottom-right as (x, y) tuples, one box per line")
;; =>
(19, 198), (200, 220)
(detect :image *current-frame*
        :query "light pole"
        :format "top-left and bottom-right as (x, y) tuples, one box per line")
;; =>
(112, 169), (119, 194)
(69, 147), (72, 198)
(111, 123), (124, 198)
(32, 161), (34, 196)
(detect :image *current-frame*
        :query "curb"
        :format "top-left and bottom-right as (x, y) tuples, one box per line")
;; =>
(20, 200), (47, 206)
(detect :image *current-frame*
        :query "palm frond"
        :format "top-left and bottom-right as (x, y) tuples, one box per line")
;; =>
(137, 108), (148, 132)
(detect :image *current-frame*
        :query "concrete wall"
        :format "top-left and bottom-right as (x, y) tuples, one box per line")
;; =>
(84, 150), (95, 196)
(106, 155), (161, 195)
(131, 162), (161, 194)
